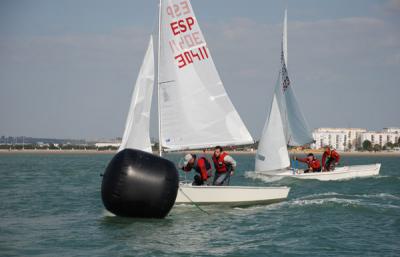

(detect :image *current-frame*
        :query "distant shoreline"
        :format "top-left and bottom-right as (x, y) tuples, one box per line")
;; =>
(288, 150), (400, 157)
(0, 149), (399, 156)
(0, 149), (115, 155)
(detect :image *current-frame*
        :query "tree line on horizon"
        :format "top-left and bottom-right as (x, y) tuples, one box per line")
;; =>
(1, 139), (400, 152)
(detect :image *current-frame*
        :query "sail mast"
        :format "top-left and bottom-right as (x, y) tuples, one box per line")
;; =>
(283, 8), (287, 66)
(157, 0), (162, 156)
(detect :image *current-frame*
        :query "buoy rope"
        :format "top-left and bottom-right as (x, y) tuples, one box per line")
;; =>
(178, 186), (209, 215)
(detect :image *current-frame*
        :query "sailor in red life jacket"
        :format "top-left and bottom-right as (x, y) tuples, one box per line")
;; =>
(212, 146), (237, 185)
(322, 146), (340, 171)
(180, 153), (212, 186)
(294, 153), (321, 173)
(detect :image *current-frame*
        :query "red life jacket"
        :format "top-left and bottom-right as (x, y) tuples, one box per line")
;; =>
(194, 157), (212, 180)
(322, 149), (340, 166)
(297, 157), (321, 170)
(330, 150), (340, 161)
(212, 152), (228, 173)
(309, 159), (321, 170)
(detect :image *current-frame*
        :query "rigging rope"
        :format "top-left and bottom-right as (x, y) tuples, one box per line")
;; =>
(178, 186), (209, 215)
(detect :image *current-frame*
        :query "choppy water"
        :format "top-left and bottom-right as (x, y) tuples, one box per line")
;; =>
(0, 153), (399, 256)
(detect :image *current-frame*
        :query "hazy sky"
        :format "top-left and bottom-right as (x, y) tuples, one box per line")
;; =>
(1, 0), (399, 140)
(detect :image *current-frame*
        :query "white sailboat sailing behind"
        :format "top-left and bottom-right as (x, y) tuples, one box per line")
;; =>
(256, 9), (313, 173)
(118, 0), (289, 205)
(255, 10), (380, 180)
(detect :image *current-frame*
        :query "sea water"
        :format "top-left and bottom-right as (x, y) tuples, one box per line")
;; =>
(0, 153), (399, 256)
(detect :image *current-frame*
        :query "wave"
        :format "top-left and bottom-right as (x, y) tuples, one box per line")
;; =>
(354, 193), (400, 200)
(102, 209), (115, 217)
(173, 203), (193, 207)
(233, 201), (286, 211)
(286, 195), (400, 211)
(297, 192), (400, 202)
(288, 197), (361, 207)
(297, 192), (342, 199)
(231, 192), (400, 215)
(230, 197), (364, 214)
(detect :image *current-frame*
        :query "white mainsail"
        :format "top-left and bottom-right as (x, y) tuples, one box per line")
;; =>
(158, 0), (253, 151)
(119, 36), (155, 153)
(278, 9), (313, 146)
(255, 74), (290, 172)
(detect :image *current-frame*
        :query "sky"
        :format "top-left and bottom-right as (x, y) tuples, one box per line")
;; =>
(0, 0), (399, 140)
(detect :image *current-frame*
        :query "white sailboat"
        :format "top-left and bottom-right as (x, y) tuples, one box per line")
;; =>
(255, 10), (380, 181)
(118, 0), (290, 206)
(272, 164), (381, 181)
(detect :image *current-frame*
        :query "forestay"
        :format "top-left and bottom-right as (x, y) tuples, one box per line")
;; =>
(158, 0), (253, 151)
(119, 36), (155, 153)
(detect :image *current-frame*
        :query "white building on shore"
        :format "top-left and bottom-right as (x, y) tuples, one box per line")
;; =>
(95, 142), (121, 148)
(312, 127), (400, 151)
(312, 128), (366, 151)
(359, 128), (400, 148)
(383, 127), (400, 134)
(94, 139), (121, 148)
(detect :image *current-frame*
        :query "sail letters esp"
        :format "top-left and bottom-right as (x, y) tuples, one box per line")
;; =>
(166, 0), (209, 69)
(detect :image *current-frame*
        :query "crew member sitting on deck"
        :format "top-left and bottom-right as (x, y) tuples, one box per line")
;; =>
(294, 153), (321, 173)
(212, 146), (237, 185)
(180, 154), (212, 186)
(322, 146), (340, 171)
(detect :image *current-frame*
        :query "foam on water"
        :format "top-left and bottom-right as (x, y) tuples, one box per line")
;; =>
(297, 192), (341, 199)
(356, 193), (400, 200)
(102, 209), (116, 217)
(288, 197), (362, 207)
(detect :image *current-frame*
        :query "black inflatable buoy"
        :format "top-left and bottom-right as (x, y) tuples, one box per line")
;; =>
(101, 149), (179, 218)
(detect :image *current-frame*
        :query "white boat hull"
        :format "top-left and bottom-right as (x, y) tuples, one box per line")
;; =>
(257, 163), (381, 181)
(175, 184), (290, 206)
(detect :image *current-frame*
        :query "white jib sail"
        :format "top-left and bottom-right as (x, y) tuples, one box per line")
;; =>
(278, 9), (313, 146)
(255, 75), (290, 172)
(158, 0), (253, 151)
(119, 36), (155, 153)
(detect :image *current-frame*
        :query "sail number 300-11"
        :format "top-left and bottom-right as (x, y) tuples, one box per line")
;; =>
(166, 1), (209, 69)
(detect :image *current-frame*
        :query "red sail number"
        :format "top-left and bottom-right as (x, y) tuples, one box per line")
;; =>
(175, 46), (209, 69)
